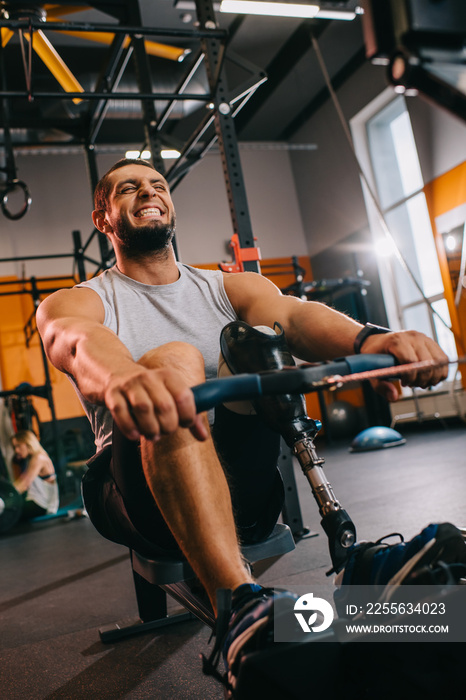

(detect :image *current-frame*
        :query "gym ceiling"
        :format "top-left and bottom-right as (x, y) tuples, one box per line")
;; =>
(0, 1), (365, 177)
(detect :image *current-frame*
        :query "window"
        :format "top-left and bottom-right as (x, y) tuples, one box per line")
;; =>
(351, 92), (457, 386)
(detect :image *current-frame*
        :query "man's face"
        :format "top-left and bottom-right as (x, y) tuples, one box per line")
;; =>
(101, 164), (176, 257)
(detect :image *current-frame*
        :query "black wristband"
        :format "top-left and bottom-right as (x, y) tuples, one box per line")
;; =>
(353, 322), (390, 354)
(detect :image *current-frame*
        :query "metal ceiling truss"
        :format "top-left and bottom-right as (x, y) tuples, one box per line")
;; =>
(0, 0), (265, 274)
(280, 44), (366, 140)
(233, 18), (329, 138)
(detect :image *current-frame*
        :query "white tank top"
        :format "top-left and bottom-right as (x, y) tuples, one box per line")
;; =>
(73, 263), (238, 450)
(27, 473), (59, 514)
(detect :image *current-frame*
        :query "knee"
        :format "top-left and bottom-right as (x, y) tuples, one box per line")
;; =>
(138, 342), (206, 382)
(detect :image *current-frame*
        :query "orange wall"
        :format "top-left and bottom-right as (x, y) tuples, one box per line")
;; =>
(193, 254), (312, 290)
(424, 161), (466, 384)
(0, 277), (82, 423)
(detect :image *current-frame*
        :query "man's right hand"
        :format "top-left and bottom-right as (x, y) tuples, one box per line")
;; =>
(104, 364), (208, 443)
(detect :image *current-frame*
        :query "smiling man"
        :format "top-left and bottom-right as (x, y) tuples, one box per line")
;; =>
(37, 158), (450, 695)
(92, 163), (176, 260)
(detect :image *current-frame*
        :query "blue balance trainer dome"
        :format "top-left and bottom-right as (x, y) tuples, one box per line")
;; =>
(349, 426), (406, 453)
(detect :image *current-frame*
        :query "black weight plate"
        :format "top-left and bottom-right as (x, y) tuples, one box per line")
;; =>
(0, 479), (23, 533)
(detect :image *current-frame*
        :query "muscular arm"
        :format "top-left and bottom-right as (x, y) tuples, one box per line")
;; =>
(37, 288), (205, 441)
(37, 288), (132, 403)
(13, 454), (54, 494)
(224, 272), (448, 398)
(225, 272), (363, 359)
(37, 287), (151, 406)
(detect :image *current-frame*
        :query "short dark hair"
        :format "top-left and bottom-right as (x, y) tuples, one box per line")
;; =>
(93, 158), (156, 211)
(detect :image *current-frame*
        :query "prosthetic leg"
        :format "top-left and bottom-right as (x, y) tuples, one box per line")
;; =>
(220, 320), (356, 574)
(215, 323), (465, 698)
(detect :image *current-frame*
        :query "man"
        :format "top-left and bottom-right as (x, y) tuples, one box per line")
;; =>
(37, 159), (448, 691)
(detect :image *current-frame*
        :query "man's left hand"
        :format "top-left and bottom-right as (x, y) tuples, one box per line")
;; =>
(360, 330), (449, 401)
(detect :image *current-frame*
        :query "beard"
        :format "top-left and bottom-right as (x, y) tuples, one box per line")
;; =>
(113, 213), (176, 259)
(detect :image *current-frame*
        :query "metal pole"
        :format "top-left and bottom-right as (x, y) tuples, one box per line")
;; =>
(30, 277), (65, 486)
(195, 0), (260, 273)
(84, 145), (112, 268)
(72, 230), (86, 283)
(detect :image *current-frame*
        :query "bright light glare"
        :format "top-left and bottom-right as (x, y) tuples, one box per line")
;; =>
(220, 1), (320, 18)
(376, 237), (398, 258)
(445, 234), (457, 252)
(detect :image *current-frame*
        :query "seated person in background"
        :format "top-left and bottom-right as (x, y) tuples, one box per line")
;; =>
(36, 158), (449, 693)
(11, 430), (59, 520)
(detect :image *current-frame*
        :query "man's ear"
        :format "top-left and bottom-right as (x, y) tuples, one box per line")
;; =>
(92, 209), (112, 235)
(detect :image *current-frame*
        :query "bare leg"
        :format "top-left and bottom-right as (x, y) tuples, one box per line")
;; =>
(138, 342), (254, 613)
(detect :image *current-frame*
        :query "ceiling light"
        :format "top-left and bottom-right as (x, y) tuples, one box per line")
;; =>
(219, 1), (320, 18)
(219, 1), (356, 20)
(445, 234), (457, 252)
(125, 149), (180, 160)
(125, 150), (151, 159)
(161, 149), (181, 159)
(315, 9), (356, 20)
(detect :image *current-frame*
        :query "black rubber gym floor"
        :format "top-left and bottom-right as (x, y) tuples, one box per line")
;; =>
(1, 422), (465, 699)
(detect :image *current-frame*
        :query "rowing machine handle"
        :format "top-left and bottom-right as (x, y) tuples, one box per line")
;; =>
(192, 353), (396, 413)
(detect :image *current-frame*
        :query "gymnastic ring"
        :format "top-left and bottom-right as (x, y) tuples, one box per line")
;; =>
(1, 179), (32, 220)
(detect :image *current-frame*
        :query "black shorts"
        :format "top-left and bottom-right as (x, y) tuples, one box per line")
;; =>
(82, 404), (284, 558)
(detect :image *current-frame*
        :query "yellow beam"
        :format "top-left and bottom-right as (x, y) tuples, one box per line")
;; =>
(1, 27), (14, 47)
(43, 5), (91, 18)
(24, 30), (84, 104)
(49, 27), (189, 62)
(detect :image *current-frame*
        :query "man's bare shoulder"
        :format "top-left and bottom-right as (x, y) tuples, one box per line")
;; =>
(222, 270), (280, 296)
(37, 286), (105, 324)
(221, 270), (292, 323)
